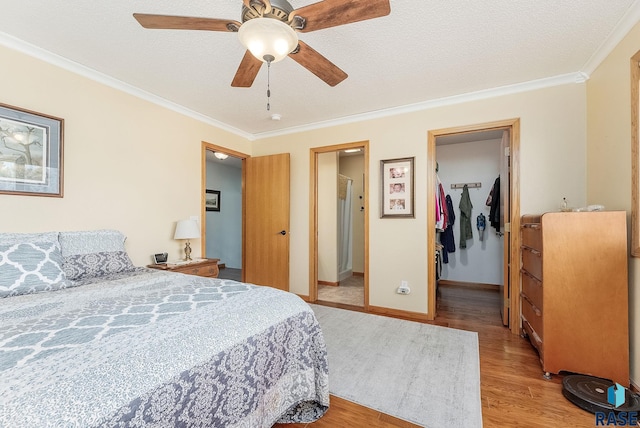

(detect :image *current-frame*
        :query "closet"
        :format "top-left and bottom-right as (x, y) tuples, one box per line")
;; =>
(435, 135), (504, 290)
(520, 211), (629, 385)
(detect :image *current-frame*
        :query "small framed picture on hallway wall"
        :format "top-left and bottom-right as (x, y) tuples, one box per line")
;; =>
(380, 157), (414, 218)
(206, 189), (220, 211)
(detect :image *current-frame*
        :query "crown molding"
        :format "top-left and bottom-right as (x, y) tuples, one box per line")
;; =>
(581, 0), (640, 75)
(0, 31), (253, 141)
(253, 72), (584, 140)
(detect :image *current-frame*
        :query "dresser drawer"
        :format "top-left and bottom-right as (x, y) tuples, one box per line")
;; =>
(521, 269), (543, 310)
(522, 316), (543, 355)
(521, 223), (542, 252)
(521, 294), (543, 340)
(181, 264), (219, 277)
(521, 246), (542, 281)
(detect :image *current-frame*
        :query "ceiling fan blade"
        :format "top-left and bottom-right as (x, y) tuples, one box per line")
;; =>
(231, 51), (263, 87)
(292, 0), (390, 33)
(289, 41), (347, 87)
(133, 13), (241, 32)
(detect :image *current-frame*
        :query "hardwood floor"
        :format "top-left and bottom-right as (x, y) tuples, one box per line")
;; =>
(275, 282), (597, 427)
(217, 267), (242, 281)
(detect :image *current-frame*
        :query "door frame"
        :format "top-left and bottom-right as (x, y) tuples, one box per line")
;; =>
(427, 119), (521, 334)
(309, 141), (370, 307)
(201, 142), (249, 281)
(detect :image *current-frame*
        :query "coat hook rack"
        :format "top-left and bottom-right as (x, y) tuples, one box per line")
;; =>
(451, 182), (482, 189)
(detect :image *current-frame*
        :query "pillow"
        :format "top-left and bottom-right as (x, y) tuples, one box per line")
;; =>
(0, 231), (59, 245)
(0, 240), (70, 298)
(59, 230), (135, 281)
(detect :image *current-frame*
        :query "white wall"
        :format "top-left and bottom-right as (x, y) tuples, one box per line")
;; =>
(437, 139), (503, 285)
(205, 160), (242, 268)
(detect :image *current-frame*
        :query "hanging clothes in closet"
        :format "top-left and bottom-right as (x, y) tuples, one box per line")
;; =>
(435, 174), (448, 231)
(459, 184), (473, 248)
(487, 176), (500, 232)
(440, 194), (456, 263)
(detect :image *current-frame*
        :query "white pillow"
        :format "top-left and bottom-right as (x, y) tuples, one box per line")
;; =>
(0, 239), (70, 298)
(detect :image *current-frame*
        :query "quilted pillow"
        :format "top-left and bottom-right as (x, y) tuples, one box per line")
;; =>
(59, 230), (136, 281)
(0, 240), (70, 298)
(0, 231), (59, 245)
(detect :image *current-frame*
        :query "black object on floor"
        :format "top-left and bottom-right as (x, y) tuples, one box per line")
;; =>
(562, 374), (640, 414)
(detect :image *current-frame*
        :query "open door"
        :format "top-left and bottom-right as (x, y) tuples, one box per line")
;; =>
(499, 130), (511, 326)
(244, 153), (290, 291)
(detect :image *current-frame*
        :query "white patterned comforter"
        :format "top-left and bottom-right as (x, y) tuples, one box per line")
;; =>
(0, 269), (329, 427)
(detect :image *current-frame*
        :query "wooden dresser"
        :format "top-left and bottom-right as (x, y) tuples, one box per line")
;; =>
(147, 258), (220, 278)
(520, 211), (629, 385)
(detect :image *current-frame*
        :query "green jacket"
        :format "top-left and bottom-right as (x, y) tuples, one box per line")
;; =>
(459, 185), (473, 248)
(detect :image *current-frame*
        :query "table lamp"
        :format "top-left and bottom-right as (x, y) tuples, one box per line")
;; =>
(174, 219), (200, 261)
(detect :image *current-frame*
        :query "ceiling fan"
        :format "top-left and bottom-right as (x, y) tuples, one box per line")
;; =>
(133, 0), (391, 88)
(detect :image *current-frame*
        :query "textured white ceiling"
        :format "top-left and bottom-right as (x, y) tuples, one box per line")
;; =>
(0, 0), (638, 139)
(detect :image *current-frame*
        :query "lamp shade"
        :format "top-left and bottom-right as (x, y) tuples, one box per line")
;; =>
(174, 219), (200, 240)
(238, 18), (298, 63)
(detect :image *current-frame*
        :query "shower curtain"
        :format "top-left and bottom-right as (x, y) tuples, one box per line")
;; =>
(338, 177), (353, 281)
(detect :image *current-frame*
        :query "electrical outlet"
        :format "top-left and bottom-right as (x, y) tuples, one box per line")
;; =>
(397, 281), (411, 295)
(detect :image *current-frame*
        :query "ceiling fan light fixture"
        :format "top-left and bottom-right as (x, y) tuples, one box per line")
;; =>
(238, 17), (298, 63)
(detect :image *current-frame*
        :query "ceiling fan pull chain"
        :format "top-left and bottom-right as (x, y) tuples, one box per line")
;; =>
(266, 59), (271, 111)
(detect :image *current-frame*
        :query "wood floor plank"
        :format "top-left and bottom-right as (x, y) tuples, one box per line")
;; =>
(274, 283), (597, 427)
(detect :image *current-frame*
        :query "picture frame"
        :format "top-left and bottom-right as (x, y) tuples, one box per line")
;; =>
(205, 189), (221, 211)
(381, 157), (415, 218)
(0, 103), (64, 197)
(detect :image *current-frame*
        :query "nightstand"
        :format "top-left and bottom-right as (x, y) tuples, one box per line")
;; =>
(147, 258), (220, 278)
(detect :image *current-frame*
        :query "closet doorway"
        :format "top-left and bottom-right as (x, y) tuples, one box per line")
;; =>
(427, 119), (521, 334)
(310, 141), (369, 309)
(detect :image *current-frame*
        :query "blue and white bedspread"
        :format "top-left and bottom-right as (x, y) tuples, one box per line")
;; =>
(0, 270), (329, 427)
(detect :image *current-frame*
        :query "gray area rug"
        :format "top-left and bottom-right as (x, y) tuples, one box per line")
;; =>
(310, 305), (483, 428)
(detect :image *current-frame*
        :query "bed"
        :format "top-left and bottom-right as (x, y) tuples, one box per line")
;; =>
(0, 230), (329, 427)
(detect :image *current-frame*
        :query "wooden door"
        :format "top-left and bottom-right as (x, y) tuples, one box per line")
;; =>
(499, 130), (511, 326)
(244, 153), (290, 291)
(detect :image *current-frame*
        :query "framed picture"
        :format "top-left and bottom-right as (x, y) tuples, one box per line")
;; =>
(205, 189), (220, 211)
(381, 157), (415, 218)
(0, 103), (64, 197)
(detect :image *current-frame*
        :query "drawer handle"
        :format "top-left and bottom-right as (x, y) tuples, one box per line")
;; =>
(520, 269), (541, 283)
(520, 292), (542, 316)
(522, 246), (541, 257)
(522, 223), (541, 230)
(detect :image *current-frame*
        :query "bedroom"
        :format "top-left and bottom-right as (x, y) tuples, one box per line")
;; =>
(1, 0), (640, 426)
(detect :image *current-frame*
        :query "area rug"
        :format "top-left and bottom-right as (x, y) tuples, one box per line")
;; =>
(310, 305), (483, 428)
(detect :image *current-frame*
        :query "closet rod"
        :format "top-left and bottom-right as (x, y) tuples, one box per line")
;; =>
(451, 182), (482, 189)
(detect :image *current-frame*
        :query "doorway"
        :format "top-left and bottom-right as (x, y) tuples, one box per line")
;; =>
(201, 143), (291, 290)
(427, 119), (521, 334)
(310, 141), (369, 310)
(202, 143), (246, 281)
